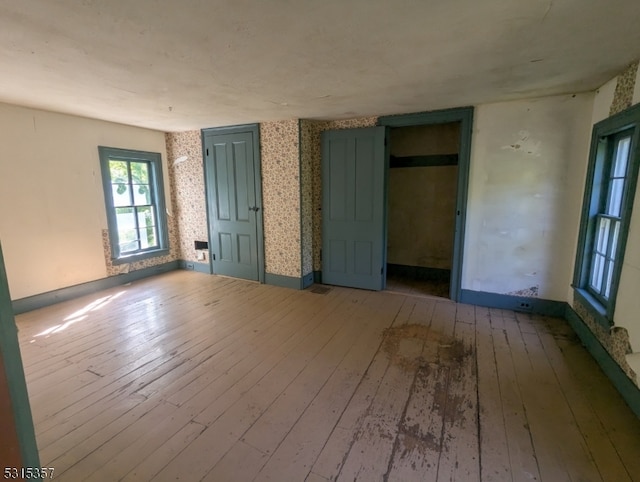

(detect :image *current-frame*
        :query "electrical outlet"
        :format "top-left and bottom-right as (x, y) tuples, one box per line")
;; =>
(197, 251), (205, 261)
(186, 262), (194, 270)
(518, 301), (532, 311)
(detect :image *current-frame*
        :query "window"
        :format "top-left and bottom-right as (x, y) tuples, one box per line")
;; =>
(98, 147), (169, 263)
(574, 104), (640, 326)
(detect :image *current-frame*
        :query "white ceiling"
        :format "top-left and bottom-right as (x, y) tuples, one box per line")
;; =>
(1, 0), (640, 132)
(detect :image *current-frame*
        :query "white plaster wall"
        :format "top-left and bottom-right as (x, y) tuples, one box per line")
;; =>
(463, 94), (594, 300)
(0, 103), (168, 299)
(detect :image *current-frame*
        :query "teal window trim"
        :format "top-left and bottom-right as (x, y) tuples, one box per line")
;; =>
(573, 103), (640, 328)
(98, 146), (170, 265)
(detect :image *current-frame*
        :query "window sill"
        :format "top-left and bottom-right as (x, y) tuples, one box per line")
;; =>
(573, 287), (613, 330)
(111, 248), (170, 266)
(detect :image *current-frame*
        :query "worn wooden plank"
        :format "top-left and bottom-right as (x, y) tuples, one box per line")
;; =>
(252, 293), (405, 481)
(506, 318), (602, 481)
(435, 319), (480, 481)
(491, 322), (541, 481)
(475, 302), (511, 482)
(310, 297), (418, 480)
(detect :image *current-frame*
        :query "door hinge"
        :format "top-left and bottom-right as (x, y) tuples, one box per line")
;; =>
(381, 267), (384, 275)
(206, 148), (209, 156)
(212, 253), (216, 261)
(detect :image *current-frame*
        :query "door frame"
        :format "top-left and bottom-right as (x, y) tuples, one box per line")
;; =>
(378, 107), (474, 302)
(0, 242), (41, 469)
(201, 124), (265, 283)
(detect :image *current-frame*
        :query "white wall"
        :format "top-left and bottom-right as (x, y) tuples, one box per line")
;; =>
(463, 93), (594, 300)
(0, 103), (168, 300)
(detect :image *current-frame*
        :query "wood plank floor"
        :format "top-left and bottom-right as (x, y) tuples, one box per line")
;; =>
(15, 270), (640, 481)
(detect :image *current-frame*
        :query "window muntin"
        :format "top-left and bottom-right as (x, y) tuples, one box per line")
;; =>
(99, 147), (169, 263)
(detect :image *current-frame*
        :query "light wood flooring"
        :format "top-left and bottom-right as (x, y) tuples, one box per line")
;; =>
(16, 270), (640, 481)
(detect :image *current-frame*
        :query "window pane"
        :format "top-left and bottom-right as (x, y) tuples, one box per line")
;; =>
(610, 221), (621, 259)
(606, 179), (625, 217)
(119, 236), (139, 253)
(139, 227), (157, 249)
(112, 183), (131, 207)
(137, 206), (155, 228)
(595, 216), (610, 254)
(133, 184), (151, 206)
(109, 160), (129, 183)
(590, 253), (605, 292)
(131, 162), (149, 184)
(604, 259), (614, 299)
(613, 136), (631, 177)
(115, 207), (136, 236)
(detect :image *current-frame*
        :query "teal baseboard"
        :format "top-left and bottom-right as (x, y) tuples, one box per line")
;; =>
(12, 261), (179, 315)
(565, 306), (640, 419)
(313, 271), (322, 283)
(302, 272), (314, 289)
(265, 273), (305, 290)
(178, 260), (212, 274)
(459, 289), (566, 317)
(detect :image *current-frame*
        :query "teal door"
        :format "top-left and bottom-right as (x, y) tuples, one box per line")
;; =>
(322, 126), (387, 290)
(204, 127), (263, 281)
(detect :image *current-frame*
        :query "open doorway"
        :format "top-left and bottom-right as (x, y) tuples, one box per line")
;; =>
(386, 122), (460, 299)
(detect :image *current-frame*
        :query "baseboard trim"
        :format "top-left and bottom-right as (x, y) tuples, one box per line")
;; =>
(302, 272), (314, 289)
(12, 261), (180, 315)
(178, 260), (212, 274)
(565, 305), (640, 419)
(265, 273), (305, 290)
(459, 289), (566, 317)
(313, 271), (322, 284)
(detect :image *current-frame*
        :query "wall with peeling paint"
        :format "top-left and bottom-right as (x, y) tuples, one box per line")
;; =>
(462, 93), (594, 300)
(0, 102), (170, 300)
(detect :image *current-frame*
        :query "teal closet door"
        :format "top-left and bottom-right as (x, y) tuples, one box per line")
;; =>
(321, 126), (387, 290)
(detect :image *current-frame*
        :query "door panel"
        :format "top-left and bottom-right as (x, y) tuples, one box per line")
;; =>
(322, 126), (386, 290)
(204, 131), (260, 281)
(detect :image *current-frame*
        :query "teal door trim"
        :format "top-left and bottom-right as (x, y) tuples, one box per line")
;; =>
(378, 107), (474, 302)
(201, 124), (265, 283)
(0, 242), (41, 470)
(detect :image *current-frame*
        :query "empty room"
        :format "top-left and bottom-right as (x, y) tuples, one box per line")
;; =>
(2, 1), (640, 481)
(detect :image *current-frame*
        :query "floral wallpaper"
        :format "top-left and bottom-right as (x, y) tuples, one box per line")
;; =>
(573, 298), (636, 383)
(300, 117), (378, 272)
(165, 131), (208, 263)
(610, 61), (638, 116)
(260, 120), (302, 278)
